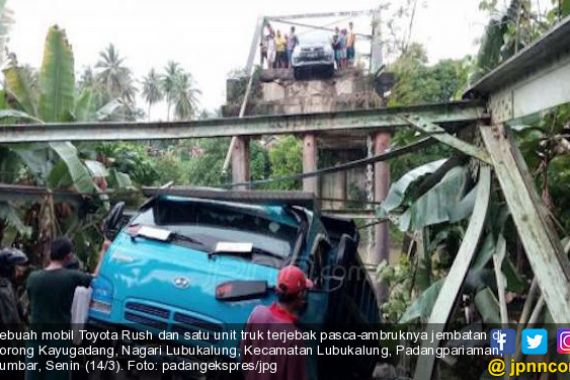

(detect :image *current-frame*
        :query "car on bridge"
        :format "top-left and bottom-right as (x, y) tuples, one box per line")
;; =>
(88, 189), (380, 379)
(291, 33), (335, 80)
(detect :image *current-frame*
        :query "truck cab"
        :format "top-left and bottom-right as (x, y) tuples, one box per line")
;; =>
(89, 189), (379, 378)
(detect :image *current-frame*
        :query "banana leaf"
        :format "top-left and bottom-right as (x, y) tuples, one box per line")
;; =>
(401, 166), (471, 231)
(377, 159), (447, 218)
(84, 160), (109, 178)
(74, 89), (93, 122)
(0, 201), (32, 238)
(47, 159), (73, 189)
(0, 109), (44, 124)
(399, 278), (444, 323)
(110, 169), (133, 189)
(474, 287), (501, 324)
(38, 25), (75, 122)
(3, 67), (39, 116)
(10, 144), (52, 181)
(49, 142), (96, 194)
(96, 99), (122, 121)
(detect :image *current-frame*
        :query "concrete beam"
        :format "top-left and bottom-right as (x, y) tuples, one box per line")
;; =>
(0, 184), (83, 206)
(0, 101), (485, 144)
(231, 137), (250, 190)
(373, 132), (390, 302)
(302, 134), (318, 195)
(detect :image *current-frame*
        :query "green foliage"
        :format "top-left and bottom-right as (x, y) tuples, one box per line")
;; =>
(387, 43), (471, 106)
(514, 104), (570, 232)
(376, 256), (414, 322)
(386, 42), (466, 183)
(226, 66), (263, 105)
(266, 136), (303, 190)
(95, 142), (157, 186)
(472, 0), (560, 83)
(182, 138), (268, 187)
(153, 150), (191, 186)
(250, 142), (270, 182)
(185, 138), (231, 186)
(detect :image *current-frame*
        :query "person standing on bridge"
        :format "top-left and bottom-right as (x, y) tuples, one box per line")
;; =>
(346, 22), (356, 66)
(267, 29), (276, 69)
(275, 30), (287, 69)
(241, 265), (313, 380)
(286, 26), (299, 69)
(338, 29), (348, 69)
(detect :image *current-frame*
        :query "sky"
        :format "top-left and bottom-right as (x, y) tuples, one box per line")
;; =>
(7, 0), (489, 117)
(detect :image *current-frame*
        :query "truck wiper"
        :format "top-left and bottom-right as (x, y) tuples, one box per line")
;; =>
(208, 246), (284, 261)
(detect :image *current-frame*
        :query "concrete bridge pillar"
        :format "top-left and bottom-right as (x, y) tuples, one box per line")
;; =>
(302, 134), (319, 195)
(373, 132), (390, 301)
(231, 136), (250, 190)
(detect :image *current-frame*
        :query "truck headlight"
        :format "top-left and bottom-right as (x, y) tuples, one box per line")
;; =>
(90, 276), (113, 314)
(90, 299), (112, 314)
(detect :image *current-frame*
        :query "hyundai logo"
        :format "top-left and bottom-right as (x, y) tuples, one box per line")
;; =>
(173, 277), (190, 289)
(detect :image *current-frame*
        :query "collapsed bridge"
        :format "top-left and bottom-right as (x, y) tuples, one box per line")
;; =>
(1, 10), (570, 380)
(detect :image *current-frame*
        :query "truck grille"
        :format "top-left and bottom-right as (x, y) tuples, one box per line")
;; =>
(122, 301), (222, 341)
(125, 312), (168, 330)
(173, 312), (223, 333)
(126, 302), (170, 319)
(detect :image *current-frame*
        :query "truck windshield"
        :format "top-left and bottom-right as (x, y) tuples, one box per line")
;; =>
(131, 198), (299, 262)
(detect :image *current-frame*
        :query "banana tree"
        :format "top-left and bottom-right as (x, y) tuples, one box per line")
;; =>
(377, 155), (525, 324)
(0, 25), (129, 265)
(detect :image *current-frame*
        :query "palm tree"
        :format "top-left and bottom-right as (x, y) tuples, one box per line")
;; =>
(142, 68), (163, 120)
(172, 72), (201, 120)
(95, 44), (136, 102)
(161, 61), (182, 121)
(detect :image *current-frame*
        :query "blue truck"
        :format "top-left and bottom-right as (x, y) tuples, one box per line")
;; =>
(88, 189), (380, 378)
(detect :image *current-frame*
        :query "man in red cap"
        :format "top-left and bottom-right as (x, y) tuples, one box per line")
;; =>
(241, 265), (313, 380)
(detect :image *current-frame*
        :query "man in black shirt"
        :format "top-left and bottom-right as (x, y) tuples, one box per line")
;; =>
(26, 237), (109, 380)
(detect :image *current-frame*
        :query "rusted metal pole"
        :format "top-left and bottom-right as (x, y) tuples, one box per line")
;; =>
(302, 134), (318, 195)
(222, 16), (265, 176)
(373, 132), (390, 301)
(231, 137), (250, 190)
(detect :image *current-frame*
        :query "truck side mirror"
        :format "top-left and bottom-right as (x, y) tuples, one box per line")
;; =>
(102, 202), (125, 240)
